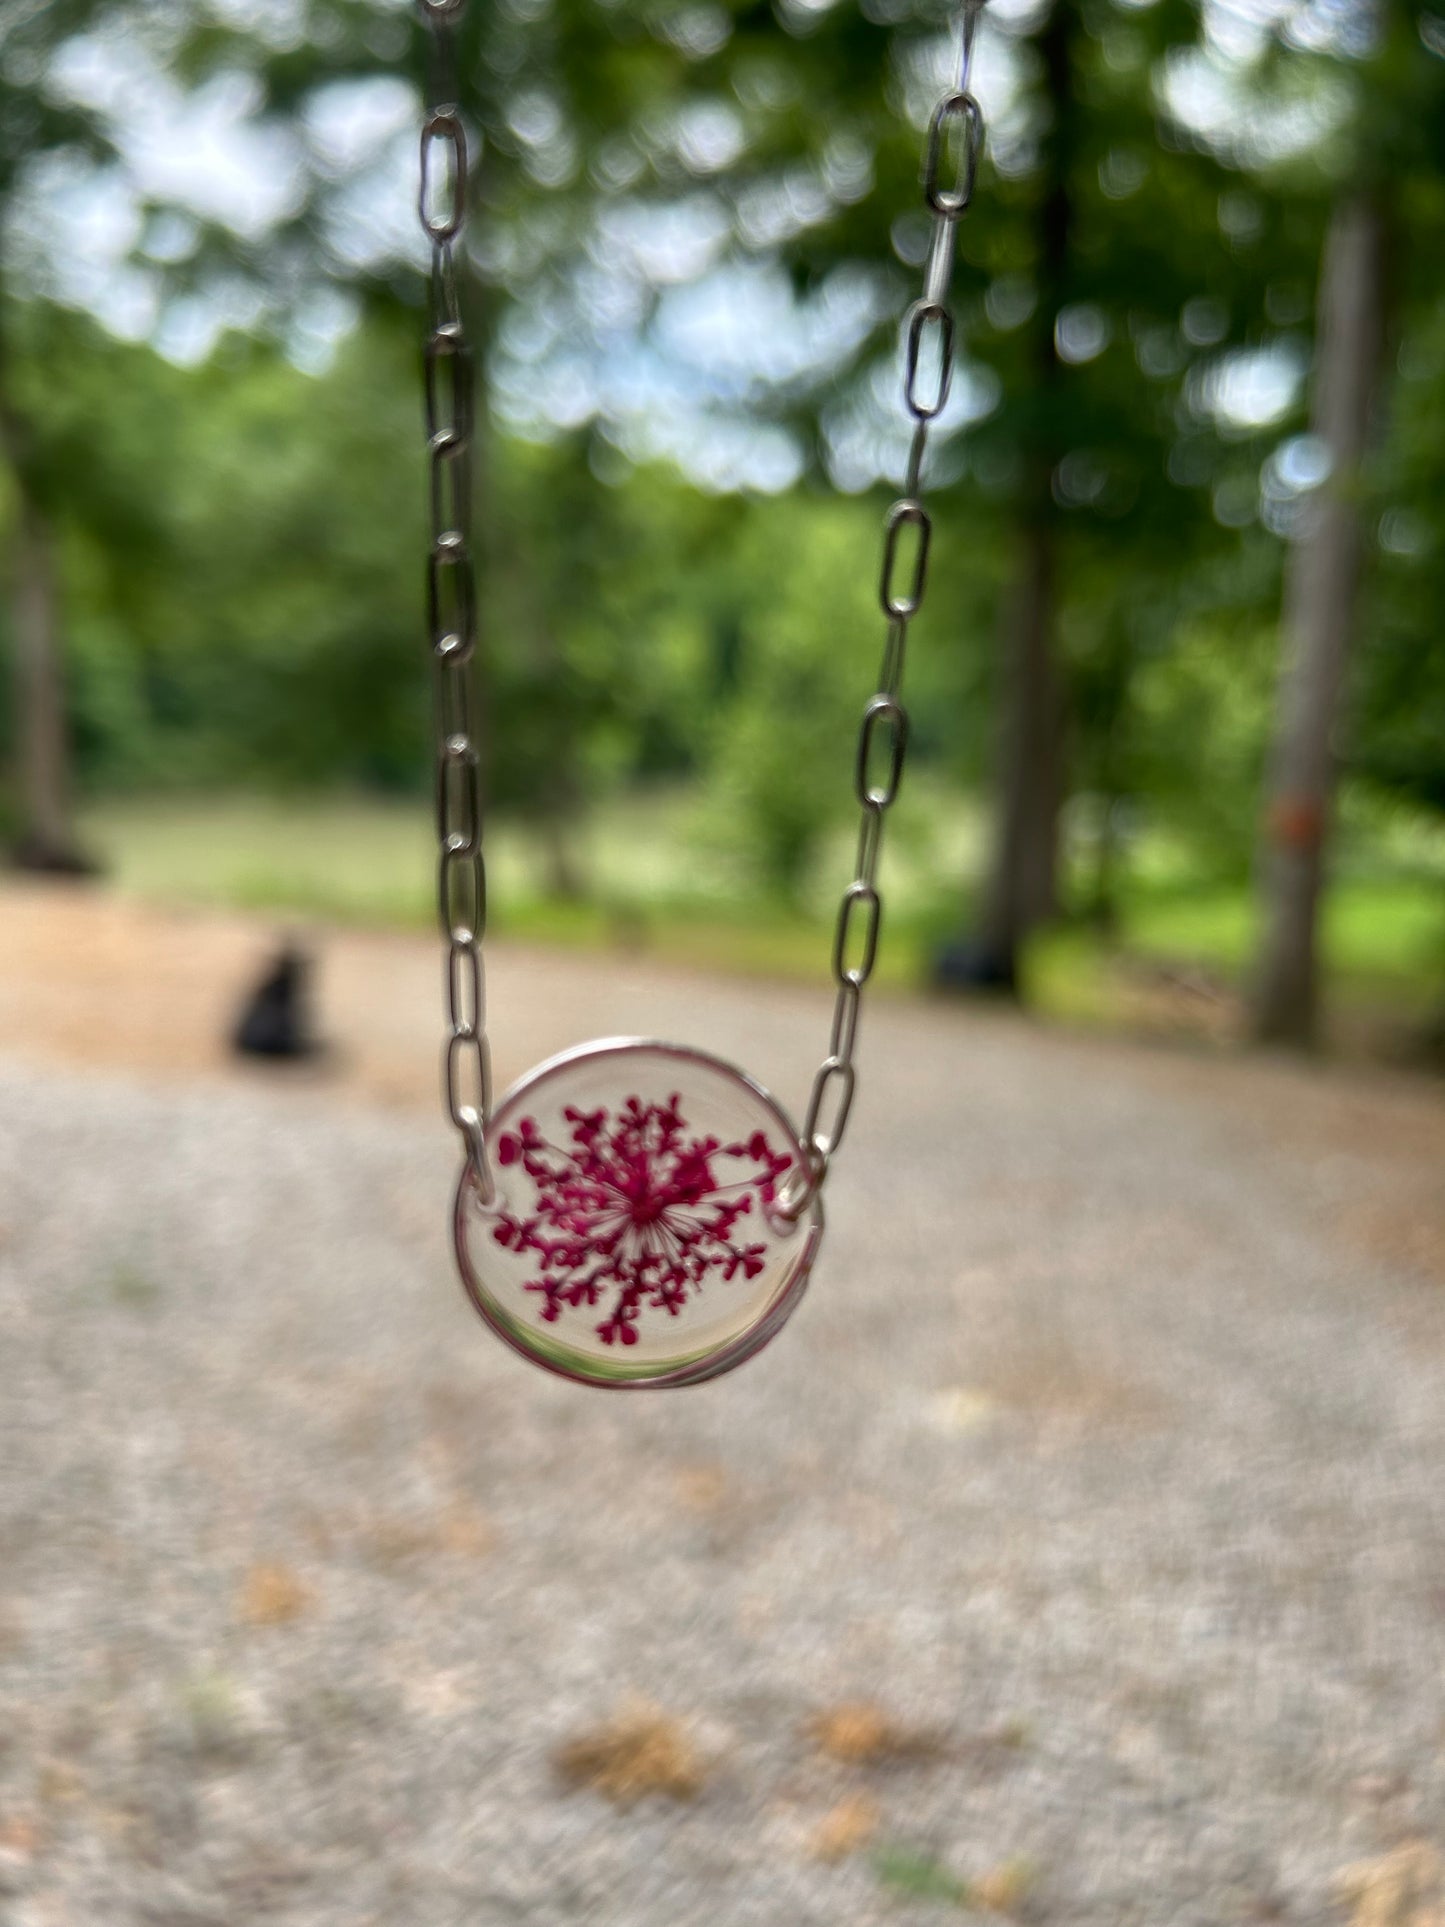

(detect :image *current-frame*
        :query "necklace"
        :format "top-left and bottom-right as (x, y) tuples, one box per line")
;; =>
(416, 0), (984, 1388)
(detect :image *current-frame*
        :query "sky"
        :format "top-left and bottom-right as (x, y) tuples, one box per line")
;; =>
(5, 0), (1348, 494)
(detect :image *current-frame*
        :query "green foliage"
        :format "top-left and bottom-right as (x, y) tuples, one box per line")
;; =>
(2, 310), (428, 788)
(0, 0), (1442, 1028)
(703, 493), (886, 899)
(872, 1844), (973, 1907)
(1356, 293), (1445, 815)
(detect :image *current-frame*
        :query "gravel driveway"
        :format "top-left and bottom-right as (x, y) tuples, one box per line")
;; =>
(2, 912), (1444, 1925)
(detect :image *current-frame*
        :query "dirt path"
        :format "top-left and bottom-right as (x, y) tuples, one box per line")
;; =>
(2, 881), (1444, 1924)
(3, 878), (1441, 1290)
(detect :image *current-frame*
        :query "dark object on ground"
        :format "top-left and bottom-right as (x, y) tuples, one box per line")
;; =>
(931, 938), (1018, 997)
(233, 944), (321, 1058)
(1417, 1002), (1445, 1077)
(10, 834), (99, 878)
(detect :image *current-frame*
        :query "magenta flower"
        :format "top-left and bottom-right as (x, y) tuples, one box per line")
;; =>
(492, 1093), (793, 1347)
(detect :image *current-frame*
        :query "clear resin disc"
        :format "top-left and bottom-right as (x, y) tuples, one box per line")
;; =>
(454, 1038), (823, 1388)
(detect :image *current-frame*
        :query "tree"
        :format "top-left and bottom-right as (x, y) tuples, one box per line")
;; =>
(1252, 193), (1385, 1044)
(935, 0), (1278, 989)
(1249, 0), (1445, 1044)
(0, 1), (112, 867)
(0, 381), (82, 869)
(595, 0), (1277, 992)
(963, 0), (1076, 988)
(0, 0), (836, 875)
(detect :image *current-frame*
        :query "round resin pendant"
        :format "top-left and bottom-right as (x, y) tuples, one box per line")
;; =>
(454, 1039), (823, 1388)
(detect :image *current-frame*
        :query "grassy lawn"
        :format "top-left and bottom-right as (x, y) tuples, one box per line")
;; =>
(79, 789), (1445, 1043)
(1029, 875), (1445, 1036)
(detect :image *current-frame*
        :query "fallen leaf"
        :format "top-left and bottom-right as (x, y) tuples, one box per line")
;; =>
(239, 1562), (312, 1626)
(975, 1859), (1034, 1915)
(554, 1700), (706, 1807)
(807, 1702), (943, 1765)
(809, 1793), (881, 1861)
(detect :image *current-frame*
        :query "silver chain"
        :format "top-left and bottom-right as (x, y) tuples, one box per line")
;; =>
(418, 0), (492, 1202)
(415, 0), (982, 1219)
(780, 0), (985, 1220)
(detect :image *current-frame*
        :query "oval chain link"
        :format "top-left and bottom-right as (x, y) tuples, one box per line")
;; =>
(418, 0), (492, 1201)
(779, 0), (986, 1220)
(416, 0), (979, 1218)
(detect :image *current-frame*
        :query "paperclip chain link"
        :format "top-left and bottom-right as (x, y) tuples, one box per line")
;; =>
(418, 0), (492, 1200)
(780, 0), (986, 1219)
(415, 0), (983, 1218)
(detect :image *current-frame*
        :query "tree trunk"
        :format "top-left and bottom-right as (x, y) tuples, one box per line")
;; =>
(936, 3), (1073, 996)
(1251, 193), (1385, 1047)
(537, 767), (585, 901)
(977, 523), (1063, 963)
(7, 476), (88, 872)
(0, 304), (89, 875)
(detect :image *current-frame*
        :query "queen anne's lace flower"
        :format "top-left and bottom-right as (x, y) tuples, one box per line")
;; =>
(493, 1094), (793, 1347)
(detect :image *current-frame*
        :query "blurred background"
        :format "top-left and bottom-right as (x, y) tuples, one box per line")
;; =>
(2, 0), (1443, 1051)
(4, 2), (1445, 1924)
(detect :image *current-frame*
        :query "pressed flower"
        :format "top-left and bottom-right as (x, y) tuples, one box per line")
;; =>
(492, 1093), (792, 1347)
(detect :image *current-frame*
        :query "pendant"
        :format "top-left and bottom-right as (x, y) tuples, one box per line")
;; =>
(454, 1038), (824, 1388)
